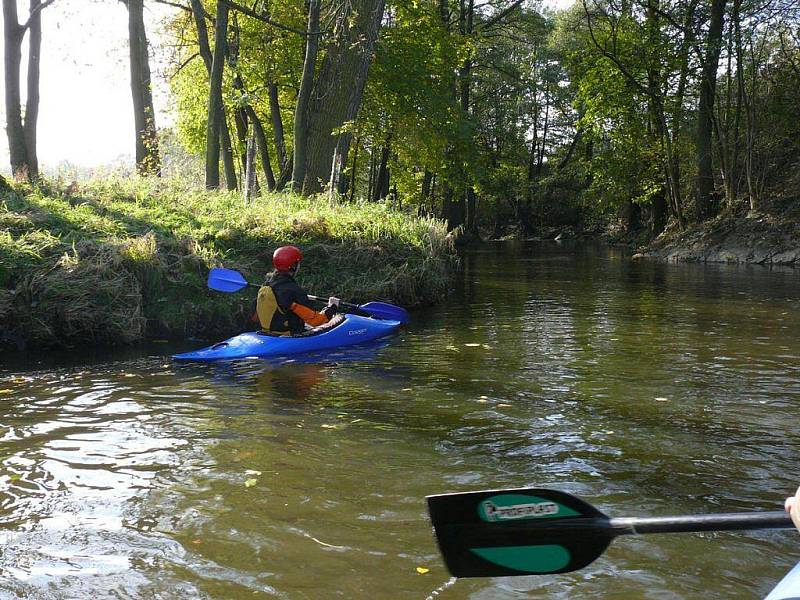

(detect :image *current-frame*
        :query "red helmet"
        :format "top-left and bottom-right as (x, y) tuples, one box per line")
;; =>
(273, 245), (303, 272)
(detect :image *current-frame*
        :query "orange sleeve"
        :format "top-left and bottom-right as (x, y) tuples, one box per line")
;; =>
(289, 302), (329, 327)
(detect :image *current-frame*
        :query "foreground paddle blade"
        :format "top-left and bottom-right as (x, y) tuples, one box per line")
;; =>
(427, 488), (612, 577)
(359, 301), (411, 324)
(208, 267), (250, 293)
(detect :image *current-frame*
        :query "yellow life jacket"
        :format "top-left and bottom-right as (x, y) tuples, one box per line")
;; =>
(256, 285), (289, 334)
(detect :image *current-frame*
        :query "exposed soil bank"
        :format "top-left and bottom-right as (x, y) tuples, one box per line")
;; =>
(0, 178), (457, 351)
(637, 208), (800, 265)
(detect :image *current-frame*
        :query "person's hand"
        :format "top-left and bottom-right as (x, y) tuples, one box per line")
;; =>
(784, 486), (800, 532)
(328, 296), (341, 307)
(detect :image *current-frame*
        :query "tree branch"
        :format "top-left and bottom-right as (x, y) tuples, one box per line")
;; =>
(21, 0), (56, 32)
(220, 0), (318, 36)
(478, 0), (524, 31)
(170, 52), (200, 79)
(152, 0), (193, 12)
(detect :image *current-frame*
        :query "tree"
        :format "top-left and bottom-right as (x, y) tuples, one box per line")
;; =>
(291, 0), (321, 192)
(295, 0), (387, 196)
(123, 0), (161, 175)
(695, 0), (727, 219)
(3, 0), (55, 181)
(204, 0), (232, 189)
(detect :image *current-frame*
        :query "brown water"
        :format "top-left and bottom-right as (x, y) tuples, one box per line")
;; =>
(2, 242), (800, 599)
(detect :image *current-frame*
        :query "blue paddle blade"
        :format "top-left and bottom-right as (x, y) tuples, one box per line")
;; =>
(208, 267), (250, 293)
(359, 301), (411, 324)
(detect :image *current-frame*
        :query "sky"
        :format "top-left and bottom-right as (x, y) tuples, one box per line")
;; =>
(0, 0), (176, 171)
(0, 0), (573, 172)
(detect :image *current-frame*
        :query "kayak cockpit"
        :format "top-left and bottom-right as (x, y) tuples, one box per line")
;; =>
(255, 313), (347, 338)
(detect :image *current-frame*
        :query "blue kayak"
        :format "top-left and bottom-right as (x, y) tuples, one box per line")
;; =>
(172, 313), (401, 362)
(765, 561), (800, 600)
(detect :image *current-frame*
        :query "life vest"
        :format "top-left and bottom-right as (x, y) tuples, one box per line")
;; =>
(256, 285), (289, 333)
(256, 279), (331, 334)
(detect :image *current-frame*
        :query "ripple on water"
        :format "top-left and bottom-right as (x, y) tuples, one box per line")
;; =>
(2, 245), (800, 598)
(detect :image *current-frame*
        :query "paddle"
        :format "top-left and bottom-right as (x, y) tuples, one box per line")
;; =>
(426, 487), (794, 578)
(207, 267), (411, 323)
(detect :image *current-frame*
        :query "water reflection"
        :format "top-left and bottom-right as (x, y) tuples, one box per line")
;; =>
(1, 242), (800, 598)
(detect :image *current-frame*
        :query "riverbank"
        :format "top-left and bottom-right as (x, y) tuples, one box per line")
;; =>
(637, 201), (800, 265)
(0, 178), (456, 350)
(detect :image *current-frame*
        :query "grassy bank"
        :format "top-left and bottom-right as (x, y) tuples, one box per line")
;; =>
(0, 177), (456, 350)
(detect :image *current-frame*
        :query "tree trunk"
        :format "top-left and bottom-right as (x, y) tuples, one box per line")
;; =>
(3, 0), (28, 180)
(292, 0), (321, 192)
(190, 0), (212, 70)
(24, 0), (43, 180)
(422, 169), (432, 203)
(233, 103), (248, 174)
(466, 187), (477, 233)
(452, 0), (475, 232)
(302, 0), (386, 194)
(367, 147), (375, 201)
(267, 81), (288, 169)
(695, 0), (727, 219)
(205, 1), (229, 189)
(347, 138), (360, 202)
(127, 0), (160, 176)
(243, 131), (257, 203)
(270, 80), (292, 189)
(191, 0), (236, 190)
(245, 106), (276, 191)
(373, 144), (390, 202)
(669, 0), (697, 220)
(220, 114), (238, 190)
(536, 82), (550, 173)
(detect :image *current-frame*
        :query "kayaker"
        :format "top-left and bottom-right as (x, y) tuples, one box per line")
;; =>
(785, 486), (800, 531)
(256, 245), (339, 334)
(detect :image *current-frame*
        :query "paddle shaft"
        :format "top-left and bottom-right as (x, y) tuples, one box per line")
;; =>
(207, 267), (409, 322)
(308, 294), (357, 310)
(446, 511), (793, 548)
(611, 511), (793, 535)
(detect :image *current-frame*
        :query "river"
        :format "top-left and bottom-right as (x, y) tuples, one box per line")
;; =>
(1, 241), (799, 599)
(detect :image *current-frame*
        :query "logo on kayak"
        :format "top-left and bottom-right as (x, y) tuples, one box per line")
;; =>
(477, 494), (578, 522)
(349, 328), (367, 336)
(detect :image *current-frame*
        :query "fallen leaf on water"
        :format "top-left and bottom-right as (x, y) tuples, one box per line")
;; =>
(233, 450), (257, 462)
(191, 539), (202, 545)
(416, 567), (430, 574)
(244, 478), (258, 488)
